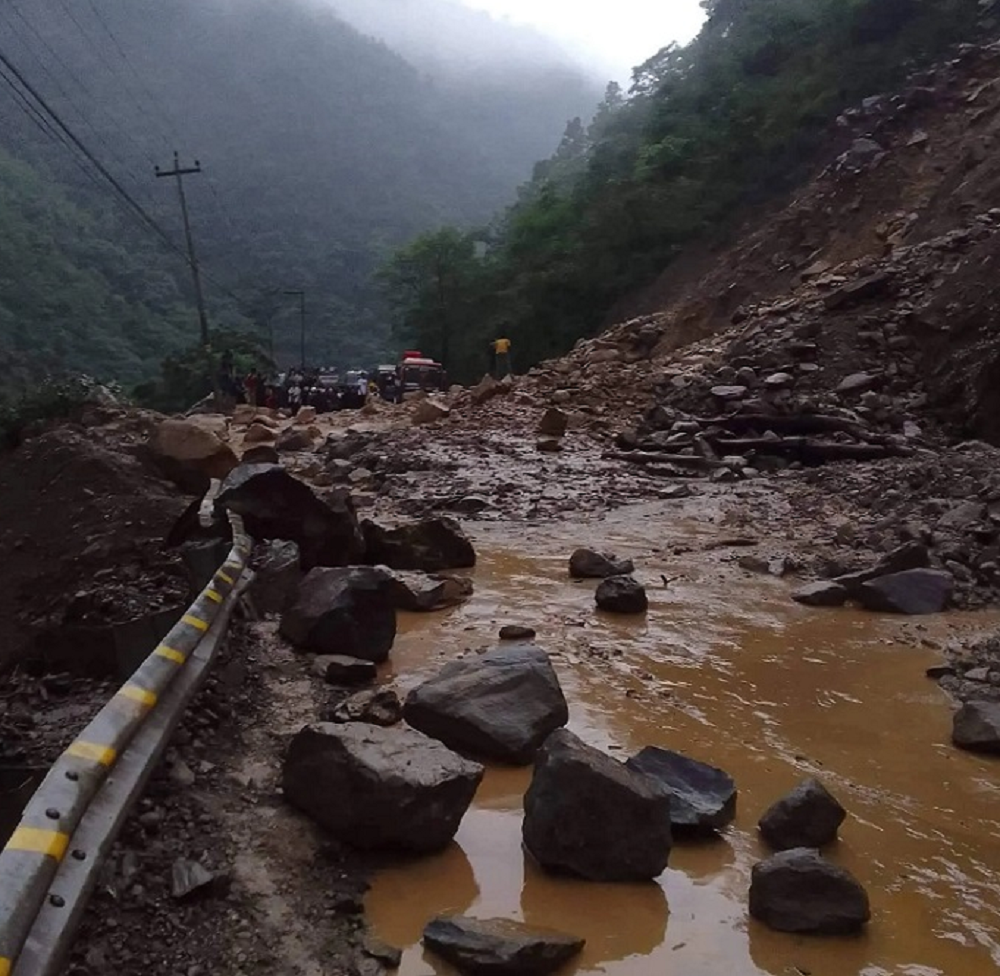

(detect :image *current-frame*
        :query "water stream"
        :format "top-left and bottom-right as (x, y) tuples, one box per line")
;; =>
(367, 503), (1000, 976)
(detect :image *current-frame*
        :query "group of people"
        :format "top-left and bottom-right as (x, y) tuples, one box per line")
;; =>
(217, 358), (404, 415)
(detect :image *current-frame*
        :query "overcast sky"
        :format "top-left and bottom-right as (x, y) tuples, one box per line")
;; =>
(458, 0), (706, 80)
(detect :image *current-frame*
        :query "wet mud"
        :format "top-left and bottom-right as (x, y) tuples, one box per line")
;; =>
(367, 502), (1000, 976)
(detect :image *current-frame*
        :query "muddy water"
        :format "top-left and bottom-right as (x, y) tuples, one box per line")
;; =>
(367, 503), (1000, 976)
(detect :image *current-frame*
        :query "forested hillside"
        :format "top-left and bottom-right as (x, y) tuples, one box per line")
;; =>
(0, 0), (599, 390)
(384, 0), (989, 380)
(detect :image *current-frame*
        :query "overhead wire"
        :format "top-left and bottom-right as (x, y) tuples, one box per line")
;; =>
(0, 44), (248, 307)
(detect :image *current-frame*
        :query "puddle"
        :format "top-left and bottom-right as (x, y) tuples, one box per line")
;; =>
(368, 505), (1000, 976)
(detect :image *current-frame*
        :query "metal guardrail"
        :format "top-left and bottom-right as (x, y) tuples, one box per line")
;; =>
(0, 516), (252, 976)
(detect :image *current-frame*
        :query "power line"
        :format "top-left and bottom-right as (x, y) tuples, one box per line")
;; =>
(6, 0), (154, 197)
(0, 44), (247, 307)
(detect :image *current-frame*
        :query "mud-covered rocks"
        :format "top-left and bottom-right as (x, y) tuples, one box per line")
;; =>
(569, 549), (635, 579)
(423, 916), (584, 976)
(241, 444), (280, 465)
(595, 575), (648, 614)
(792, 581), (848, 608)
(758, 778), (846, 850)
(244, 422), (277, 444)
(857, 569), (954, 614)
(626, 747), (737, 834)
(362, 517), (476, 572)
(280, 567), (396, 662)
(325, 688), (402, 726)
(216, 464), (365, 569)
(311, 654), (378, 686)
(250, 540), (302, 614)
(522, 729), (672, 881)
(413, 399), (451, 426)
(146, 418), (238, 494)
(499, 624), (536, 640)
(952, 701), (1000, 753)
(404, 645), (569, 764)
(276, 427), (315, 452)
(749, 849), (870, 934)
(282, 722), (483, 852)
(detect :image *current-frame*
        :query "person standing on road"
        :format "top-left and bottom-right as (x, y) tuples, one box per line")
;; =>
(244, 369), (260, 407)
(493, 337), (512, 378)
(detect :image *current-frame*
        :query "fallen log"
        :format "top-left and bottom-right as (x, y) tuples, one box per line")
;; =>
(711, 437), (910, 463)
(693, 413), (869, 439)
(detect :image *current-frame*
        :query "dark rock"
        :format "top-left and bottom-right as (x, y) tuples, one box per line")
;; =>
(823, 273), (891, 311)
(377, 568), (471, 612)
(311, 654), (378, 686)
(404, 645), (568, 764)
(362, 935), (403, 969)
(758, 778), (846, 850)
(282, 722), (483, 852)
(834, 542), (930, 595)
(250, 540), (302, 615)
(569, 548), (635, 579)
(499, 625), (537, 641)
(595, 575), (648, 614)
(857, 569), (954, 615)
(423, 915), (584, 976)
(792, 581), (848, 608)
(952, 701), (1000, 754)
(835, 371), (879, 394)
(522, 729), (672, 881)
(216, 464), (365, 570)
(362, 517), (475, 572)
(926, 664), (957, 680)
(626, 746), (736, 834)
(276, 427), (315, 452)
(536, 437), (562, 453)
(326, 688), (403, 727)
(537, 408), (569, 438)
(749, 848), (870, 934)
(280, 567), (396, 663)
(241, 444), (280, 465)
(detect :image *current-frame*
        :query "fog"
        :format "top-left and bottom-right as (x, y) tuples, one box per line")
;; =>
(328, 0), (707, 83)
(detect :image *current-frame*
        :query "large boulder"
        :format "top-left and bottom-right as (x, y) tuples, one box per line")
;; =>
(522, 729), (672, 881)
(626, 747), (736, 834)
(792, 581), (848, 608)
(856, 569), (954, 615)
(276, 427), (315, 452)
(412, 399), (451, 426)
(758, 778), (846, 850)
(952, 701), (1000, 754)
(362, 517), (475, 572)
(146, 418), (238, 493)
(423, 916), (584, 976)
(569, 549), (635, 579)
(404, 645), (569, 764)
(282, 722), (482, 852)
(249, 540), (302, 614)
(280, 567), (396, 662)
(378, 568), (473, 612)
(216, 464), (365, 569)
(241, 444), (280, 465)
(595, 576), (648, 614)
(749, 848), (871, 934)
(834, 542), (930, 595)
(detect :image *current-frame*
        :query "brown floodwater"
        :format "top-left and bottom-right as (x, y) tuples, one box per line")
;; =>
(367, 502), (1000, 976)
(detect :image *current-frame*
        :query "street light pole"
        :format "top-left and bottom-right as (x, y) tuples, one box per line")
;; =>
(284, 290), (306, 367)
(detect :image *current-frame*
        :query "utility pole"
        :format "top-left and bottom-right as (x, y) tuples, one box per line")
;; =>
(284, 290), (306, 367)
(156, 151), (209, 346)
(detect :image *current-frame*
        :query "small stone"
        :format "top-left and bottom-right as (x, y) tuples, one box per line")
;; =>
(499, 625), (537, 640)
(792, 581), (848, 608)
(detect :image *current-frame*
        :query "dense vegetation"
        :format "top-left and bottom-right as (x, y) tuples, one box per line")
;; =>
(0, 0), (599, 395)
(383, 0), (985, 381)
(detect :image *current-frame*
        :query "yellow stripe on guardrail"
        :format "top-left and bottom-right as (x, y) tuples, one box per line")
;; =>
(154, 645), (186, 665)
(7, 829), (69, 862)
(217, 571), (234, 585)
(181, 614), (209, 632)
(66, 742), (116, 766)
(205, 589), (224, 604)
(117, 686), (157, 708)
